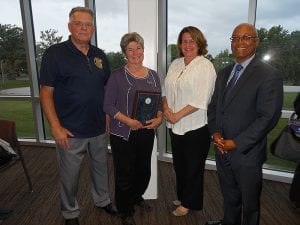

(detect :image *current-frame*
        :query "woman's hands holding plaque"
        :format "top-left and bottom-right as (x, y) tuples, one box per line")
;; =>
(144, 112), (163, 129)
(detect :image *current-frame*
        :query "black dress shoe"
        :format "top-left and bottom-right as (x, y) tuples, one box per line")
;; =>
(136, 200), (152, 212)
(204, 220), (223, 225)
(0, 213), (11, 220)
(65, 218), (79, 225)
(0, 208), (13, 214)
(100, 203), (118, 215)
(121, 216), (136, 225)
(0, 208), (13, 220)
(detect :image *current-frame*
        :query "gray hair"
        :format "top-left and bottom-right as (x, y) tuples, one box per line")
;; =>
(120, 32), (144, 54)
(69, 7), (94, 22)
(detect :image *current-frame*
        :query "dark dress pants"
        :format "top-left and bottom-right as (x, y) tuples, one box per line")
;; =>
(216, 153), (262, 225)
(169, 125), (210, 210)
(110, 129), (154, 216)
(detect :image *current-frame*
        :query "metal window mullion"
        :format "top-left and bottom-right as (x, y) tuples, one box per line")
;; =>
(85, 0), (97, 46)
(20, 0), (45, 143)
(248, 0), (257, 25)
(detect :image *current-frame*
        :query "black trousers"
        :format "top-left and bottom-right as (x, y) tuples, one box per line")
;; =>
(290, 163), (300, 207)
(169, 126), (210, 210)
(110, 129), (154, 216)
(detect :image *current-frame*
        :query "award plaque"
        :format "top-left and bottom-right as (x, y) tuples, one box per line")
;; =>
(132, 90), (161, 125)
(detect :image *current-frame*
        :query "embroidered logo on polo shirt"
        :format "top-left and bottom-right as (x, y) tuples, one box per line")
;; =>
(94, 57), (103, 69)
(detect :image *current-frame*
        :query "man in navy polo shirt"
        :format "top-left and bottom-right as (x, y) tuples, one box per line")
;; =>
(39, 6), (117, 225)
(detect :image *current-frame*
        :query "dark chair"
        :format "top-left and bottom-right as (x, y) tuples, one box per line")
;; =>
(0, 119), (33, 192)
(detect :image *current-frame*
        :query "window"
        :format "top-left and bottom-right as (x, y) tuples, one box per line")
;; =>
(256, 0), (300, 171)
(168, 0), (248, 71)
(0, 0), (29, 96)
(0, 0), (34, 138)
(96, 1), (128, 53)
(96, 1), (128, 71)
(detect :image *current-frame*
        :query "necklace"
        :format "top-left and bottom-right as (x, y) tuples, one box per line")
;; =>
(125, 65), (147, 78)
(124, 66), (158, 92)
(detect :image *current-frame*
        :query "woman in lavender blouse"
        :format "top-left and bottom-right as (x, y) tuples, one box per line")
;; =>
(103, 32), (162, 225)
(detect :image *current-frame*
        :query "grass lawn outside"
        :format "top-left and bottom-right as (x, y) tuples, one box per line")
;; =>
(0, 80), (29, 91)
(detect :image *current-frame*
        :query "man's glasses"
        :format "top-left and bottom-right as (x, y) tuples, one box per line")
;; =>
(230, 35), (258, 42)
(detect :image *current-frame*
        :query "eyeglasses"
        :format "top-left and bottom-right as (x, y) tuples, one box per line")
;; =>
(230, 35), (257, 42)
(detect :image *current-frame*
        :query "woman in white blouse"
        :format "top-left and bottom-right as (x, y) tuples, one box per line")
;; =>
(162, 26), (216, 216)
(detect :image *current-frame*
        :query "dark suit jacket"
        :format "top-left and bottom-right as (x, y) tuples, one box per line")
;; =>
(208, 56), (283, 166)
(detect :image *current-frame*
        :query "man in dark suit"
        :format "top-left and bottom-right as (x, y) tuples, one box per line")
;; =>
(206, 23), (283, 225)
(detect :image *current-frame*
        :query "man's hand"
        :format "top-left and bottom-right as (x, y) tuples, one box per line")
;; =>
(212, 132), (237, 154)
(212, 132), (226, 154)
(51, 125), (74, 150)
(219, 139), (237, 152)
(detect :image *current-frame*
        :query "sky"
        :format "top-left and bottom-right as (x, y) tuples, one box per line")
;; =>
(0, 0), (300, 57)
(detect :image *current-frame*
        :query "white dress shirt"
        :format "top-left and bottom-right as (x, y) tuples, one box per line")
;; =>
(163, 55), (216, 135)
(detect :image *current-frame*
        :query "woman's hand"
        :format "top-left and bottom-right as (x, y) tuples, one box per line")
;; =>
(164, 111), (180, 124)
(163, 104), (197, 124)
(163, 106), (178, 124)
(128, 118), (144, 130)
(144, 112), (163, 129)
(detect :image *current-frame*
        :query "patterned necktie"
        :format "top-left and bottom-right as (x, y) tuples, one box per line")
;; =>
(226, 64), (243, 91)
